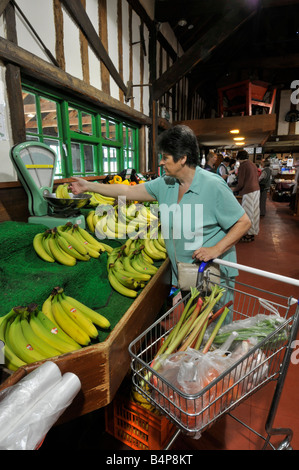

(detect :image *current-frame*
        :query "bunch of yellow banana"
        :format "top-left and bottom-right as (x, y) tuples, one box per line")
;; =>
(84, 191), (115, 207)
(0, 303), (81, 371)
(0, 288), (111, 371)
(107, 235), (167, 298)
(33, 223), (112, 266)
(89, 203), (159, 240)
(42, 287), (110, 345)
(55, 183), (71, 199)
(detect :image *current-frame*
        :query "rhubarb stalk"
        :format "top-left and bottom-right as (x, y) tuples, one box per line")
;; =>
(202, 306), (230, 354)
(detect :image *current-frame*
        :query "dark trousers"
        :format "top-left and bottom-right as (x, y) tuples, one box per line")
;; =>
(260, 189), (269, 216)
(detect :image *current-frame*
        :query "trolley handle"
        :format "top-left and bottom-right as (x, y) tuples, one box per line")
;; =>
(199, 258), (299, 288)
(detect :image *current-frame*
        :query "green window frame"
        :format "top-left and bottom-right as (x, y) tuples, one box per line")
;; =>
(22, 82), (140, 178)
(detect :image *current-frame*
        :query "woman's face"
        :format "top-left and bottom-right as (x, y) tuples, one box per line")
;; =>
(159, 153), (186, 177)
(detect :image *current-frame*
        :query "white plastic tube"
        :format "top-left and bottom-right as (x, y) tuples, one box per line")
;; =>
(1, 372), (81, 450)
(0, 361), (62, 442)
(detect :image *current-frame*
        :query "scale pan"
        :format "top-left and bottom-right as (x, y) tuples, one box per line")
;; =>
(44, 193), (91, 210)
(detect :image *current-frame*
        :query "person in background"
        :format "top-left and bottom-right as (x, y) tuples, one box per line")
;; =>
(290, 158), (299, 212)
(233, 149), (260, 242)
(217, 156), (231, 181)
(204, 151), (217, 172)
(256, 163), (262, 177)
(259, 160), (272, 216)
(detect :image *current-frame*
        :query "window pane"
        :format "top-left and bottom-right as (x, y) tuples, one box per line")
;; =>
(127, 128), (133, 148)
(40, 98), (58, 137)
(23, 92), (38, 134)
(110, 147), (117, 173)
(108, 120), (117, 140)
(82, 112), (93, 135)
(71, 143), (81, 173)
(69, 107), (79, 132)
(44, 139), (62, 175)
(103, 146), (109, 173)
(83, 144), (94, 173)
(101, 117), (107, 138)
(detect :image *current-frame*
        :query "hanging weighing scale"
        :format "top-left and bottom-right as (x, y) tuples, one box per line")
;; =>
(10, 141), (90, 229)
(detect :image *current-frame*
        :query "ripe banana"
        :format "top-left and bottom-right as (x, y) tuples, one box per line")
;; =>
(86, 210), (95, 232)
(61, 292), (110, 329)
(56, 183), (70, 199)
(108, 270), (138, 298)
(33, 232), (55, 263)
(8, 312), (46, 364)
(41, 294), (57, 324)
(153, 238), (167, 253)
(131, 253), (157, 276)
(143, 238), (166, 261)
(76, 225), (106, 251)
(0, 309), (26, 370)
(70, 226), (101, 258)
(56, 225), (88, 255)
(20, 311), (61, 359)
(112, 267), (141, 289)
(30, 309), (81, 353)
(57, 293), (99, 339)
(56, 233), (90, 261)
(51, 295), (91, 346)
(48, 231), (77, 266)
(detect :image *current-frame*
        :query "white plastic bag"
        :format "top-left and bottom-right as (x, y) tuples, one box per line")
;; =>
(0, 361), (81, 450)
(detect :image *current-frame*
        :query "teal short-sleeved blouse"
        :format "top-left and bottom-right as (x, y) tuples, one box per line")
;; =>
(144, 166), (245, 284)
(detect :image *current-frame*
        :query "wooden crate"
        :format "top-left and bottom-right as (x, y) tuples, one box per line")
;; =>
(0, 259), (171, 423)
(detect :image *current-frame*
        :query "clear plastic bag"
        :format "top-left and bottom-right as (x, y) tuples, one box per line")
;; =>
(0, 361), (81, 450)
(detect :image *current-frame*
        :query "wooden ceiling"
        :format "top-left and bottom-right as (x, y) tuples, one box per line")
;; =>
(154, 0), (299, 149)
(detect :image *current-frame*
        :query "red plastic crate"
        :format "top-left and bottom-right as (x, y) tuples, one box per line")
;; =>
(105, 394), (176, 450)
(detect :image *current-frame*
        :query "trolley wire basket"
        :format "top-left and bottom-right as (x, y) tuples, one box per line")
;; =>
(129, 259), (299, 450)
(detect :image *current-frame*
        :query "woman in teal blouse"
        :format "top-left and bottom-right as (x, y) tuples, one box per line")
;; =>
(70, 125), (251, 286)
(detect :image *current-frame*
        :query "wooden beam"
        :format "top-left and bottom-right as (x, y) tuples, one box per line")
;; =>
(0, 0), (11, 17)
(152, 4), (258, 101)
(0, 37), (151, 125)
(60, 0), (127, 95)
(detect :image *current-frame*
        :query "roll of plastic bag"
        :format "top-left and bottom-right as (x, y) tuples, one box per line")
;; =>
(0, 372), (81, 450)
(0, 361), (62, 442)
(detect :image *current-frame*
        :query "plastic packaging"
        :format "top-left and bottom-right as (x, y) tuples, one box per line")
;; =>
(0, 362), (81, 450)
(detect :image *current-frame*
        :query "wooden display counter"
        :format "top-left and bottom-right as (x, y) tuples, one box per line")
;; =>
(0, 259), (171, 424)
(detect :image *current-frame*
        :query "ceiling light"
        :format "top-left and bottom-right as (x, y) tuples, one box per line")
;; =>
(230, 129), (240, 134)
(177, 19), (187, 27)
(233, 137), (245, 141)
(236, 142), (244, 146)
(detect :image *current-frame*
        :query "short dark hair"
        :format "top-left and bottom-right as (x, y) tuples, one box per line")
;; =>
(237, 150), (249, 160)
(223, 157), (230, 163)
(156, 125), (199, 167)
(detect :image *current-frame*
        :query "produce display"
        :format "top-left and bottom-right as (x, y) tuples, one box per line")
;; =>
(107, 236), (167, 298)
(0, 287), (110, 371)
(55, 183), (71, 199)
(33, 222), (113, 266)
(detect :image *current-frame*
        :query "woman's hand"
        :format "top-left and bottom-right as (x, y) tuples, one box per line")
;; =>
(69, 177), (90, 195)
(192, 246), (220, 263)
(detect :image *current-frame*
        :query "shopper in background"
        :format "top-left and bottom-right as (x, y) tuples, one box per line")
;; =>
(233, 149), (260, 242)
(259, 160), (272, 216)
(204, 151), (217, 172)
(216, 156), (230, 181)
(70, 125), (251, 289)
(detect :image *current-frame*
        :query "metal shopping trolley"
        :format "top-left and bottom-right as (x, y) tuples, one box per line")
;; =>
(129, 259), (299, 450)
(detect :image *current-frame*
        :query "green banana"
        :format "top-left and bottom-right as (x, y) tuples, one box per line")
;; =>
(108, 270), (138, 298)
(8, 310), (46, 364)
(0, 309), (26, 370)
(20, 310), (61, 359)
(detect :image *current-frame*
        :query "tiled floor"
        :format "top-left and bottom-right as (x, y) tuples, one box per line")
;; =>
(41, 196), (299, 451)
